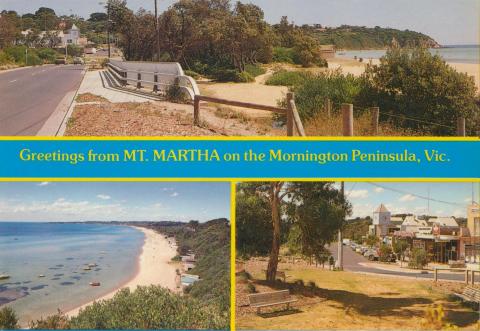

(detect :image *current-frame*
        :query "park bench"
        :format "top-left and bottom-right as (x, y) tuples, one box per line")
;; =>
(248, 289), (298, 314)
(454, 286), (480, 307)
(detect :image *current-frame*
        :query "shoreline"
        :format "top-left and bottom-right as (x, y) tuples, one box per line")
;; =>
(65, 226), (178, 317)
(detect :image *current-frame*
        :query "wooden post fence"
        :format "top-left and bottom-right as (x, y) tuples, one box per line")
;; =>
(286, 93), (294, 136)
(325, 98), (332, 118)
(193, 94), (305, 136)
(153, 73), (159, 93)
(371, 107), (379, 135)
(457, 117), (466, 136)
(137, 72), (142, 89)
(342, 103), (354, 136)
(194, 95), (201, 126)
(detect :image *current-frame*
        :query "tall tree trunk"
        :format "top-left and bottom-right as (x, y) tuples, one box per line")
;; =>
(266, 193), (281, 282)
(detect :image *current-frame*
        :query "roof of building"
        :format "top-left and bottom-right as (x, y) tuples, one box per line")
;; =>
(402, 216), (428, 227)
(374, 204), (390, 213)
(430, 217), (459, 227)
(70, 24), (79, 31)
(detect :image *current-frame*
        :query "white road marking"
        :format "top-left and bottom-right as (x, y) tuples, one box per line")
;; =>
(9, 79), (17, 83)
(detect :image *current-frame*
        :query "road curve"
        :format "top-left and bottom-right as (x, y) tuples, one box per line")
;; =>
(329, 243), (478, 283)
(0, 65), (85, 136)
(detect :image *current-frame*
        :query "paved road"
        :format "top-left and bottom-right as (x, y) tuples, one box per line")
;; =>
(0, 65), (85, 136)
(329, 243), (479, 283)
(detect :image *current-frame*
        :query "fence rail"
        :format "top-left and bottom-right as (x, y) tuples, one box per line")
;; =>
(193, 92), (306, 137)
(434, 267), (479, 285)
(107, 61), (200, 100)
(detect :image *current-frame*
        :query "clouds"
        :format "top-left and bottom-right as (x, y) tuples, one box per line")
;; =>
(399, 194), (416, 202)
(170, 192), (179, 197)
(374, 187), (384, 193)
(37, 182), (50, 187)
(96, 194), (111, 200)
(348, 190), (369, 199)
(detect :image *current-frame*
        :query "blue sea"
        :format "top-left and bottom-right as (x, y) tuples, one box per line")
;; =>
(0, 222), (144, 325)
(335, 45), (480, 64)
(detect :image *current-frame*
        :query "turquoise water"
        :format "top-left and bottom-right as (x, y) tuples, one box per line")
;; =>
(336, 45), (480, 64)
(0, 222), (144, 325)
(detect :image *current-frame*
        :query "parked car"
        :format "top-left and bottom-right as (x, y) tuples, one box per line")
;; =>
(355, 247), (363, 253)
(342, 239), (351, 245)
(364, 249), (379, 261)
(73, 57), (84, 65)
(55, 57), (66, 65)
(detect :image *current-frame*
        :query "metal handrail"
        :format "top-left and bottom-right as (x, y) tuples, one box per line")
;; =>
(106, 61), (199, 100)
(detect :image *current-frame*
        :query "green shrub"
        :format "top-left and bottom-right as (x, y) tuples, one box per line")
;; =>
(272, 47), (296, 63)
(265, 70), (312, 87)
(379, 244), (393, 262)
(244, 64), (266, 77)
(166, 78), (188, 103)
(292, 70), (362, 121)
(0, 307), (19, 329)
(0, 51), (14, 65)
(236, 71), (255, 83)
(409, 248), (428, 269)
(184, 69), (201, 79)
(359, 47), (480, 135)
(70, 286), (226, 330)
(29, 310), (70, 329)
(36, 48), (58, 63)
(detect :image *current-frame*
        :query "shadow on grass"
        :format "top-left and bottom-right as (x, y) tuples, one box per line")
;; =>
(252, 279), (480, 326)
(253, 279), (425, 318)
(258, 308), (302, 319)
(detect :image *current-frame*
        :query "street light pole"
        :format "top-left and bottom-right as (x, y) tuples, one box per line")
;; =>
(154, 0), (160, 62)
(337, 182), (344, 270)
(107, 1), (111, 58)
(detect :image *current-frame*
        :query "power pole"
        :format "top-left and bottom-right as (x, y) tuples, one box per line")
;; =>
(154, 0), (160, 61)
(107, 1), (111, 58)
(337, 182), (344, 270)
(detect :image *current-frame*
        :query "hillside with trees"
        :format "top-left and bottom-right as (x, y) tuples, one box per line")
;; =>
(308, 25), (440, 50)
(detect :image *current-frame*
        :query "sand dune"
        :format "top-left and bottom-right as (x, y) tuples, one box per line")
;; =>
(66, 227), (177, 317)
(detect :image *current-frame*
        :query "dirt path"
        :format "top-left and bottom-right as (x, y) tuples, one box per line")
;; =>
(198, 70), (288, 119)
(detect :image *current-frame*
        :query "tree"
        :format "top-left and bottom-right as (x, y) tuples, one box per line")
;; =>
(0, 12), (18, 48)
(236, 182), (350, 282)
(359, 47), (480, 135)
(365, 234), (379, 247)
(409, 247), (428, 269)
(236, 187), (272, 257)
(393, 239), (409, 261)
(0, 307), (19, 329)
(379, 244), (393, 262)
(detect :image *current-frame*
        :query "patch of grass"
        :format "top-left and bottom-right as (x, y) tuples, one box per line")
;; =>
(245, 64), (266, 78)
(76, 93), (109, 103)
(305, 110), (423, 136)
(214, 106), (251, 124)
(237, 264), (478, 330)
(265, 70), (312, 87)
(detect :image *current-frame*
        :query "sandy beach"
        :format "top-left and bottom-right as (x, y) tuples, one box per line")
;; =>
(66, 227), (177, 317)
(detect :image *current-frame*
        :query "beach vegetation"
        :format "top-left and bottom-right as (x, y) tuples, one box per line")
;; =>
(0, 307), (19, 330)
(359, 47), (480, 135)
(151, 218), (230, 328)
(29, 309), (70, 329)
(69, 286), (225, 330)
(265, 70), (313, 87)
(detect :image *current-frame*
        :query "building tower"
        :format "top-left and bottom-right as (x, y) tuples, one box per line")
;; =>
(372, 204), (391, 237)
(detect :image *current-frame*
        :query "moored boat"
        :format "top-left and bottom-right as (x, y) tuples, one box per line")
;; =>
(0, 274), (10, 280)
(89, 281), (100, 286)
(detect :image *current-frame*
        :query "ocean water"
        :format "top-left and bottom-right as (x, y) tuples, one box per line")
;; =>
(0, 222), (144, 325)
(335, 45), (480, 64)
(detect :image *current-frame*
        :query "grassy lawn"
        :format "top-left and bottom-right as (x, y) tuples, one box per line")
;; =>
(236, 260), (479, 330)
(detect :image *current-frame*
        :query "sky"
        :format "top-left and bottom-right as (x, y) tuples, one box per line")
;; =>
(0, 182), (230, 222)
(343, 182), (479, 219)
(0, 0), (478, 45)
